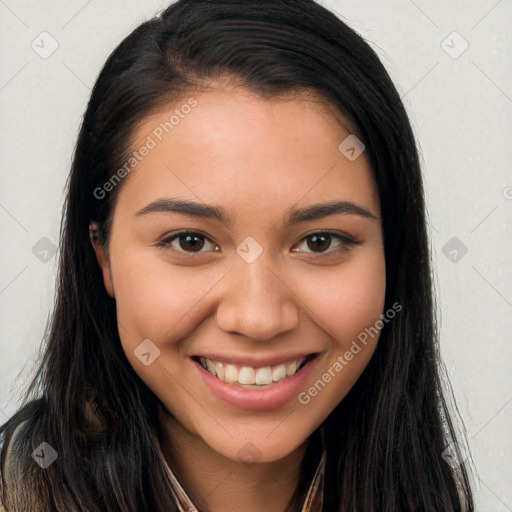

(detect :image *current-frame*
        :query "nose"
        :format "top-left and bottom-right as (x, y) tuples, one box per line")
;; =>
(215, 255), (300, 341)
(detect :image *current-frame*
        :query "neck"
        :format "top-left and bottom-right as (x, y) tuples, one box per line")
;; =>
(158, 409), (309, 512)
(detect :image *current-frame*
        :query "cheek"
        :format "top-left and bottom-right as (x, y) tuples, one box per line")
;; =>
(112, 244), (386, 350)
(298, 253), (386, 346)
(109, 253), (221, 398)
(294, 252), (386, 411)
(111, 251), (220, 347)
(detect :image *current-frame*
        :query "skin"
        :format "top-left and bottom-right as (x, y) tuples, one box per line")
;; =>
(91, 84), (386, 512)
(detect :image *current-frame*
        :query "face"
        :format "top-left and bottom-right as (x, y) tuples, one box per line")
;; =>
(92, 85), (386, 464)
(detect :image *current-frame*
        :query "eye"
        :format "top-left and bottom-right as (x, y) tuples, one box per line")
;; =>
(291, 231), (360, 256)
(157, 230), (360, 258)
(157, 231), (219, 256)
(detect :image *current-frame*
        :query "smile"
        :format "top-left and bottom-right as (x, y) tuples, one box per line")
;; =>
(191, 352), (322, 410)
(197, 355), (314, 388)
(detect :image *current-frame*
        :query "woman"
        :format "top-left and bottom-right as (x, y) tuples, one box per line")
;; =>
(0, 0), (474, 510)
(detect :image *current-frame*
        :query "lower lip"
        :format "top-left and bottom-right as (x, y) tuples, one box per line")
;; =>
(192, 355), (321, 411)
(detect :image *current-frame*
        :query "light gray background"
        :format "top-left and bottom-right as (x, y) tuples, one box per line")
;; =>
(1, 1), (511, 510)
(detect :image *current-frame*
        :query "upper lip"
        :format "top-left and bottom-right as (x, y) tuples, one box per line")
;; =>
(191, 351), (319, 368)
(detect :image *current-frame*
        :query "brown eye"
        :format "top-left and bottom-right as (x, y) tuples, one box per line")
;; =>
(177, 233), (205, 252)
(306, 233), (332, 253)
(158, 231), (218, 255)
(293, 231), (359, 255)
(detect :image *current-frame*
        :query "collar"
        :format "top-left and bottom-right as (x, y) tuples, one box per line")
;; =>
(160, 430), (326, 512)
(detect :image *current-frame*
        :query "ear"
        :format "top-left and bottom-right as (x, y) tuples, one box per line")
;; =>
(89, 222), (115, 298)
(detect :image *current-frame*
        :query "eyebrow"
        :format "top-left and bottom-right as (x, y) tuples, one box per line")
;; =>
(135, 197), (378, 227)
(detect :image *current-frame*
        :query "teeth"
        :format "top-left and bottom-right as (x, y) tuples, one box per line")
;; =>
(224, 364), (238, 383)
(238, 367), (256, 385)
(286, 360), (297, 376)
(272, 364), (286, 382)
(198, 356), (307, 387)
(255, 367), (272, 385)
(214, 361), (224, 380)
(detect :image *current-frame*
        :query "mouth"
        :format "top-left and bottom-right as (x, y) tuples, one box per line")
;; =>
(192, 353), (318, 389)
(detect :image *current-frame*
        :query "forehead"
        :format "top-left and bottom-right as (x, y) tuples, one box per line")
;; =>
(116, 86), (379, 222)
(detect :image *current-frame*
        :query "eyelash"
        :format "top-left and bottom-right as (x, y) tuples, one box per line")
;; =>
(156, 230), (360, 259)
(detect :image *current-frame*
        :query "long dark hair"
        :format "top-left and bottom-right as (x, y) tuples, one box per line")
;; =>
(1, 0), (474, 510)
